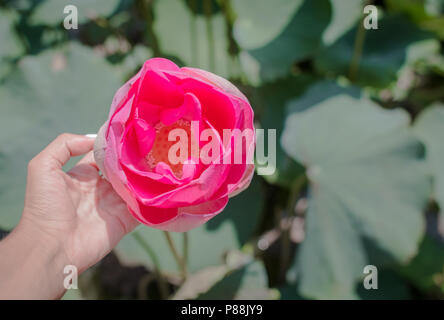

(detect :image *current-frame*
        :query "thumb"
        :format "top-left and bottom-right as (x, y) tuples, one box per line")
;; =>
(28, 133), (95, 173)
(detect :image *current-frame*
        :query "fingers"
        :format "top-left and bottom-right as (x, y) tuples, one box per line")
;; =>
(76, 151), (99, 169)
(29, 133), (95, 173)
(67, 150), (100, 179)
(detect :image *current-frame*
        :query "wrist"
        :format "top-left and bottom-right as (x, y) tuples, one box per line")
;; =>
(0, 217), (70, 299)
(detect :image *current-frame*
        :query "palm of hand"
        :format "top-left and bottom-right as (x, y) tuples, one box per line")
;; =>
(24, 153), (138, 272)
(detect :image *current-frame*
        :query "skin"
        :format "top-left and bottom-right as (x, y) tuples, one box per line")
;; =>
(0, 133), (139, 299)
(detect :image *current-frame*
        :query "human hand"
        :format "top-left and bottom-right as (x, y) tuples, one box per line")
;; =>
(0, 133), (139, 299)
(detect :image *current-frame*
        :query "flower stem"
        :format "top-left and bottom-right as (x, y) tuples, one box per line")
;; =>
(280, 174), (307, 280)
(163, 231), (188, 280)
(190, 0), (198, 66)
(204, 0), (215, 72)
(139, 0), (161, 56)
(183, 231), (189, 275)
(348, 1), (371, 81)
(132, 231), (169, 299)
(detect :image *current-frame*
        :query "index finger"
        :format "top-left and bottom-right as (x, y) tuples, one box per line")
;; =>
(29, 133), (95, 172)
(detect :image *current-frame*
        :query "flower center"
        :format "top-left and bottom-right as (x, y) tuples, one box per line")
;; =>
(146, 119), (191, 177)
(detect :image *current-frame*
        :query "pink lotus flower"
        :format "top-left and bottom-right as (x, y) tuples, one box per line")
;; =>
(94, 58), (255, 232)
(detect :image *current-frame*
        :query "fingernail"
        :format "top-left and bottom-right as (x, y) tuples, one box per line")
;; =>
(85, 134), (97, 139)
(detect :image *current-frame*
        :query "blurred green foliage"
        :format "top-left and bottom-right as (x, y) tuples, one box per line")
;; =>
(0, 0), (443, 300)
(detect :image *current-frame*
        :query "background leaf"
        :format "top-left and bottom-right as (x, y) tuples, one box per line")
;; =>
(0, 9), (24, 79)
(315, 15), (440, 88)
(0, 43), (122, 229)
(196, 260), (271, 300)
(281, 86), (430, 298)
(29, 0), (121, 26)
(232, 0), (304, 50)
(413, 104), (444, 210)
(356, 269), (411, 300)
(254, 75), (317, 187)
(399, 235), (444, 295)
(234, 0), (331, 83)
(173, 253), (273, 300)
(322, 0), (364, 46)
(153, 0), (234, 78)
